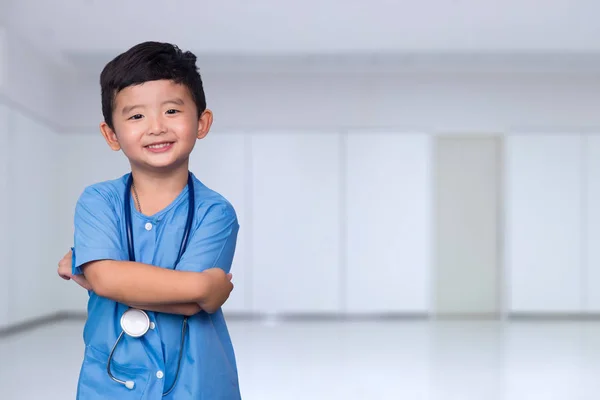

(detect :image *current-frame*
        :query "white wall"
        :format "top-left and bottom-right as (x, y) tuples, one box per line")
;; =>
(0, 102), (67, 329)
(505, 134), (584, 313)
(10, 125), (600, 321)
(6, 37), (600, 323)
(0, 29), (77, 328)
(54, 70), (600, 317)
(586, 136), (600, 312)
(0, 30), (72, 327)
(0, 28), (5, 87)
(8, 109), (63, 324)
(503, 133), (600, 315)
(36, 70), (600, 318)
(345, 132), (432, 314)
(0, 29), (69, 129)
(62, 72), (600, 133)
(0, 103), (9, 328)
(55, 129), (434, 317)
(251, 132), (343, 314)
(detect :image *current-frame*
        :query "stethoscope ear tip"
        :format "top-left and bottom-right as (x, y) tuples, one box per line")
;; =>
(125, 381), (135, 390)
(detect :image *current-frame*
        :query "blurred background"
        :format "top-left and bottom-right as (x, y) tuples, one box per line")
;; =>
(2, 0), (600, 399)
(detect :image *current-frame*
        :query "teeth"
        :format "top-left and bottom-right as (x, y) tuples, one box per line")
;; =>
(148, 143), (171, 149)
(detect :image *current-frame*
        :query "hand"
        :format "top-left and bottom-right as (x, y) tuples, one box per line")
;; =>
(197, 268), (233, 314)
(58, 249), (93, 291)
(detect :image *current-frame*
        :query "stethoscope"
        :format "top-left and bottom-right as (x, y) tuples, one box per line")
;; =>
(107, 172), (195, 395)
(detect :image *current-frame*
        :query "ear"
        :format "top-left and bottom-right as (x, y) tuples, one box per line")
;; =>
(196, 109), (213, 140)
(100, 122), (121, 151)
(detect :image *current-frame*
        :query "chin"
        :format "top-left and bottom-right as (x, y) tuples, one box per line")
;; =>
(145, 158), (188, 172)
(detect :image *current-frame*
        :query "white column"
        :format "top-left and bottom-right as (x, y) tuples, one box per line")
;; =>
(8, 109), (61, 324)
(251, 131), (342, 314)
(0, 27), (6, 93)
(0, 103), (9, 328)
(584, 135), (600, 312)
(345, 132), (432, 314)
(505, 134), (584, 313)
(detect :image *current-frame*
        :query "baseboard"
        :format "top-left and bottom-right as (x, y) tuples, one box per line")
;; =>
(432, 312), (501, 320)
(508, 312), (600, 321)
(0, 311), (431, 336)
(4, 310), (600, 337)
(239, 312), (430, 322)
(0, 311), (76, 338)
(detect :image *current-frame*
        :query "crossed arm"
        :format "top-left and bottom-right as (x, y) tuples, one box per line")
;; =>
(59, 252), (233, 316)
(59, 187), (238, 317)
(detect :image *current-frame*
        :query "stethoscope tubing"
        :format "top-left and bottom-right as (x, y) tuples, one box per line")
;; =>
(106, 172), (194, 394)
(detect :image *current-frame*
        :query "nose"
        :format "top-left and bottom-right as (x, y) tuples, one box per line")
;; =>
(148, 114), (167, 135)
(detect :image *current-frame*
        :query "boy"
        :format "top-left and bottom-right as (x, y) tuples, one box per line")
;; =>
(57, 41), (242, 399)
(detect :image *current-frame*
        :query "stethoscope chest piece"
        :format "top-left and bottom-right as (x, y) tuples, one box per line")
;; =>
(120, 308), (150, 338)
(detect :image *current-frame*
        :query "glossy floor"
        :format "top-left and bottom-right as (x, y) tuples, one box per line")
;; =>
(0, 318), (598, 399)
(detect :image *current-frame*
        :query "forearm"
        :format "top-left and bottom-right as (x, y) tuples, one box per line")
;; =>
(82, 260), (206, 305)
(127, 302), (202, 317)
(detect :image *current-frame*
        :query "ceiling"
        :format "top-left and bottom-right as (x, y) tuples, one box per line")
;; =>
(3, 0), (600, 75)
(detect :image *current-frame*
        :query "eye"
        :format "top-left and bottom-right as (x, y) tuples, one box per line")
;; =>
(166, 109), (180, 115)
(128, 114), (143, 120)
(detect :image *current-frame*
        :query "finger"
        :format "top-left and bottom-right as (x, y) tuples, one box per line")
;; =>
(58, 271), (71, 280)
(227, 273), (233, 280)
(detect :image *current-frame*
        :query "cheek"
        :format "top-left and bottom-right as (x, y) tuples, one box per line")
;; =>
(115, 127), (144, 152)
(174, 119), (200, 142)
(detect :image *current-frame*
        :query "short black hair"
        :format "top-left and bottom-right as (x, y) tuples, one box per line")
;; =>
(100, 41), (206, 130)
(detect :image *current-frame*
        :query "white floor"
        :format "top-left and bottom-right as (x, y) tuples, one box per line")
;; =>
(1, 318), (599, 399)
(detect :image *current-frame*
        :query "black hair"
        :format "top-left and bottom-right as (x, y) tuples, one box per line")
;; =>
(100, 41), (206, 130)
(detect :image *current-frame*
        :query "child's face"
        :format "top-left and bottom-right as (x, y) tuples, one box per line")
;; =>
(100, 79), (211, 172)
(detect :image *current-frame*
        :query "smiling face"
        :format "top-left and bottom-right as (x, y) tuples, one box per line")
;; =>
(100, 79), (212, 173)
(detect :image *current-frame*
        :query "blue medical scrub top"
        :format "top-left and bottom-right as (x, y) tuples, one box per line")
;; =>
(71, 172), (241, 399)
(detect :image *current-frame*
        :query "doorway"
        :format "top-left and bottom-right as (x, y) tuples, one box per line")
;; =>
(434, 135), (503, 317)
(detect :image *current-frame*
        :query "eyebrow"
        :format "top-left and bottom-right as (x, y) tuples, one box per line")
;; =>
(164, 98), (185, 106)
(121, 98), (185, 116)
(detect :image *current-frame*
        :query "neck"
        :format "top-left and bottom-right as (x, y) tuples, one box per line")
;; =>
(131, 166), (189, 194)
(130, 163), (190, 215)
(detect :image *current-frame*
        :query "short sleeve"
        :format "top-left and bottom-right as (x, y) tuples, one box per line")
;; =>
(175, 203), (240, 273)
(72, 186), (128, 275)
